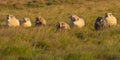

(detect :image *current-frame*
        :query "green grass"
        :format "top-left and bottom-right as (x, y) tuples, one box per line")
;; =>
(0, 0), (120, 60)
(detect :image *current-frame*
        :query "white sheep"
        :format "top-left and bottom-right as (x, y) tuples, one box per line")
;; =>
(104, 13), (117, 27)
(70, 15), (85, 28)
(20, 17), (32, 27)
(6, 14), (20, 27)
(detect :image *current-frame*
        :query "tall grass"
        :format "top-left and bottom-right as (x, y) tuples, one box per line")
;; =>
(0, 0), (120, 60)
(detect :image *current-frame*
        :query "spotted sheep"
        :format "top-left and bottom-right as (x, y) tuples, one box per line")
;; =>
(94, 17), (109, 30)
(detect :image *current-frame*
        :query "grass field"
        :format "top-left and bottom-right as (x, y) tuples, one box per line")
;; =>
(0, 0), (120, 60)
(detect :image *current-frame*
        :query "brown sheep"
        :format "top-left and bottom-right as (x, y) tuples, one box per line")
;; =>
(35, 16), (46, 26)
(56, 21), (70, 32)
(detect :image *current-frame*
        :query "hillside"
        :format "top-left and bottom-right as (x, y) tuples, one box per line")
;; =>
(0, 0), (120, 60)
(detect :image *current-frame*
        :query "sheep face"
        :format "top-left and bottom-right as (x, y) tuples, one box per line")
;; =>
(7, 15), (16, 21)
(23, 18), (30, 23)
(70, 15), (79, 22)
(105, 13), (112, 17)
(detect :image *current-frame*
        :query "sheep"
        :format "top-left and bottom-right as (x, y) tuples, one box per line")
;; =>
(104, 13), (117, 27)
(94, 17), (109, 30)
(6, 14), (20, 27)
(70, 15), (85, 28)
(35, 16), (46, 27)
(20, 17), (32, 27)
(56, 21), (70, 32)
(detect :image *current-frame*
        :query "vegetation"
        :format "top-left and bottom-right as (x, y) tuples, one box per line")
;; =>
(0, 0), (120, 60)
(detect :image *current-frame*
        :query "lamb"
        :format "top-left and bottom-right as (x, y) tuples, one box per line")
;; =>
(70, 15), (85, 28)
(6, 14), (20, 27)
